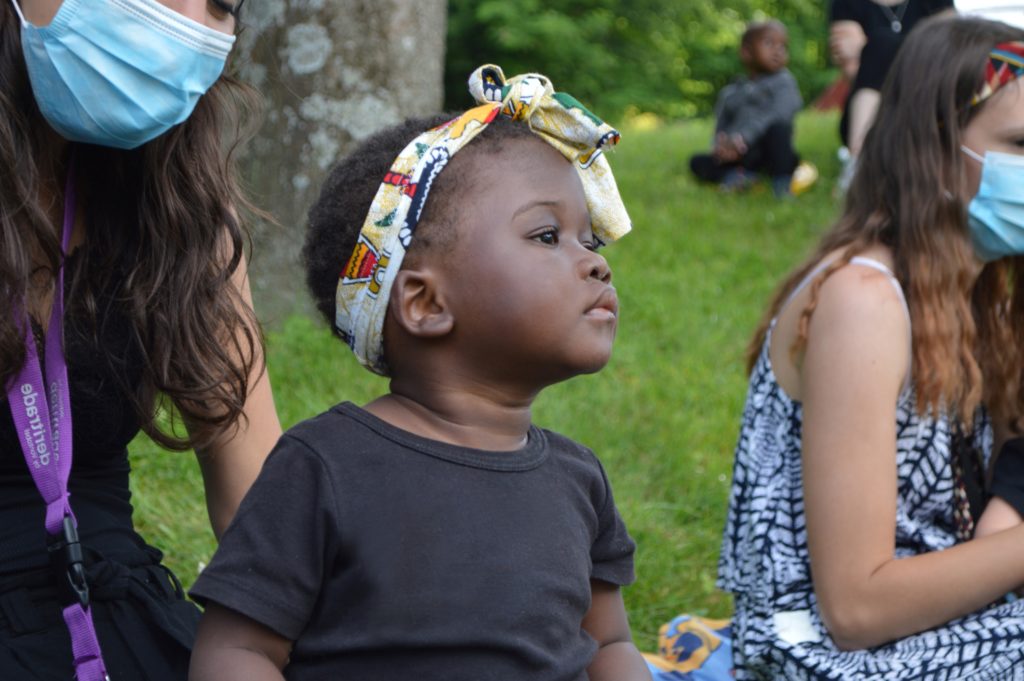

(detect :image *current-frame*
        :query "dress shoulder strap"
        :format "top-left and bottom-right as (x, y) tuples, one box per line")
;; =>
(847, 256), (911, 328)
(781, 255), (910, 326)
(780, 258), (833, 311)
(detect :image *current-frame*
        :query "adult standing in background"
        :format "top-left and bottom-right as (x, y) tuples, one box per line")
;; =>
(0, 1), (281, 679)
(829, 0), (955, 187)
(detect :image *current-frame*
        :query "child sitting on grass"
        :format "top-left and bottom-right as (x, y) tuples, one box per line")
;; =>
(187, 64), (651, 681)
(689, 19), (817, 198)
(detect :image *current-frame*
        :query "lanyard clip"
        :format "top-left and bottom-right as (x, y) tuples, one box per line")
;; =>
(47, 516), (90, 609)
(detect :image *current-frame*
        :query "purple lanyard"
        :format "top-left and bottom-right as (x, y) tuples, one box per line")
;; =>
(5, 167), (110, 681)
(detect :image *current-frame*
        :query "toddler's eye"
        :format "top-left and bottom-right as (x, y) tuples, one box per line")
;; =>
(533, 228), (559, 245)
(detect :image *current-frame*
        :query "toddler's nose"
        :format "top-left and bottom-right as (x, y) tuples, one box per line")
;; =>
(586, 253), (612, 284)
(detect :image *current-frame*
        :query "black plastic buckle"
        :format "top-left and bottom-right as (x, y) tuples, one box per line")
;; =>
(47, 516), (90, 609)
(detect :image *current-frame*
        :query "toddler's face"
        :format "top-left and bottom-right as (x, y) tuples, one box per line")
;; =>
(745, 27), (789, 75)
(439, 136), (618, 387)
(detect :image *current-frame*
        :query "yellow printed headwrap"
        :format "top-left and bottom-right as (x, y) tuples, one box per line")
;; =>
(335, 64), (632, 375)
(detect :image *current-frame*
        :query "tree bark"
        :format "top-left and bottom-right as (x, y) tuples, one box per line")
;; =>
(235, 0), (447, 323)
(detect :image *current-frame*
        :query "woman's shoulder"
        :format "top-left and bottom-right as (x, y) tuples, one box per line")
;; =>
(805, 252), (911, 388)
(814, 252), (906, 329)
(769, 246), (912, 400)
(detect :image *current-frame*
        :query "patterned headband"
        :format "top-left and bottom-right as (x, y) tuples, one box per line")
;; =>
(972, 41), (1024, 106)
(335, 64), (632, 375)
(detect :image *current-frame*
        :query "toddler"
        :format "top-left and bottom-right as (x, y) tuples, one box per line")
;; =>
(689, 19), (816, 197)
(187, 65), (651, 681)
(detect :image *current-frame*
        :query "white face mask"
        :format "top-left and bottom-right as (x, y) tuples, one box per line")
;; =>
(10, 0), (234, 149)
(961, 145), (1024, 262)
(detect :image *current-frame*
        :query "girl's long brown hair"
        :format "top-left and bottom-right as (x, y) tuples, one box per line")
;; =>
(748, 16), (1024, 429)
(0, 6), (265, 450)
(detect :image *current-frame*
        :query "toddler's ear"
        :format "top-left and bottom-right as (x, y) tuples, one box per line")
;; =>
(388, 268), (454, 338)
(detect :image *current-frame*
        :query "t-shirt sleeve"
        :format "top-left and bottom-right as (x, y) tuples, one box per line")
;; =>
(589, 459), (636, 587)
(189, 434), (339, 640)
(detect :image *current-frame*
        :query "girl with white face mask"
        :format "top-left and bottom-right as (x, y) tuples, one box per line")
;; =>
(662, 15), (1024, 681)
(0, 2), (281, 680)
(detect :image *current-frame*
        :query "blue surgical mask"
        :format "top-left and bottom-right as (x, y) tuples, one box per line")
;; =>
(961, 145), (1024, 262)
(10, 0), (234, 149)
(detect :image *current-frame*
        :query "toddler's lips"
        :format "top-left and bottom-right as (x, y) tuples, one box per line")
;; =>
(585, 288), (619, 320)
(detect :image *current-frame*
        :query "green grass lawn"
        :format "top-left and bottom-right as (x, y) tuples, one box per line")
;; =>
(129, 110), (844, 651)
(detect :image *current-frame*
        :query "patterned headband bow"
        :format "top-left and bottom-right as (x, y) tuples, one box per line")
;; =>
(335, 64), (632, 376)
(972, 41), (1024, 106)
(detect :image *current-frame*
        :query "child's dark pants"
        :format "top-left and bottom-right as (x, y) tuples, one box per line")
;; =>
(689, 121), (799, 183)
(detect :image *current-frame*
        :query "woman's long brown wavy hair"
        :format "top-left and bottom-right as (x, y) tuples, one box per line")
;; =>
(0, 5), (265, 450)
(748, 16), (1024, 430)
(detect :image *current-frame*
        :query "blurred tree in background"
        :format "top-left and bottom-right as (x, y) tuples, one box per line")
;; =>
(445, 0), (833, 121)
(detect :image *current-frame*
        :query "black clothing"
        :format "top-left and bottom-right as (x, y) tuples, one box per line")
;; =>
(829, 0), (952, 36)
(991, 438), (1024, 519)
(829, 0), (954, 144)
(0, 548), (200, 681)
(192, 402), (636, 681)
(1, 249), (148, 573)
(0, 249), (200, 679)
(691, 122), (799, 183)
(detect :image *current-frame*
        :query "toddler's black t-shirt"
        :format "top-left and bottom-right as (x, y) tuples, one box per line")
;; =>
(191, 402), (635, 681)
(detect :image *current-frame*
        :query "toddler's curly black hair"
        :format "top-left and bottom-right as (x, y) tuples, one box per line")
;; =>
(303, 112), (536, 331)
(742, 19), (787, 46)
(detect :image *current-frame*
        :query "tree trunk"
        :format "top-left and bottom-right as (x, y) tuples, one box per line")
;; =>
(235, 0), (447, 323)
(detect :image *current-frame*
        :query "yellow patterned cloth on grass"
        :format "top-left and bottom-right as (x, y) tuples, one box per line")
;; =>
(644, 615), (734, 680)
(335, 64), (631, 375)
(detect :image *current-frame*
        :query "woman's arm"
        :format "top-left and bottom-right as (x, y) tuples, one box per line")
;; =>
(582, 580), (651, 681)
(801, 266), (1024, 651)
(829, 20), (866, 81)
(189, 603), (292, 681)
(193, 251), (282, 538)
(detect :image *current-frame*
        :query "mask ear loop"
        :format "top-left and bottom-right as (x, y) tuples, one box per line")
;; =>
(946, 147), (984, 202)
(961, 145), (985, 164)
(8, 0), (27, 27)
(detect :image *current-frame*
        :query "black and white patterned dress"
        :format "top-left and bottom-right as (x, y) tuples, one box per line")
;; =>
(718, 257), (1024, 680)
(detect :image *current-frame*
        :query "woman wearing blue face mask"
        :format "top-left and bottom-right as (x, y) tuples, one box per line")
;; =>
(701, 15), (1024, 681)
(0, 1), (281, 680)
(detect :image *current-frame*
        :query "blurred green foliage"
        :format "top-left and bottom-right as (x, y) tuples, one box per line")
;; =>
(445, 0), (835, 121)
